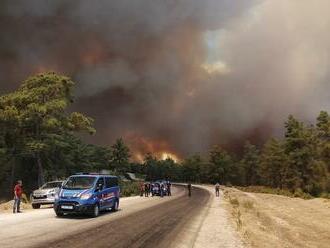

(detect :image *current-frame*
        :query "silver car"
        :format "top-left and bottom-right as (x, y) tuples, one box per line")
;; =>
(31, 181), (63, 209)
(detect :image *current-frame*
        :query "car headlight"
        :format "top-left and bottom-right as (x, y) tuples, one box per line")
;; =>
(80, 193), (92, 200)
(48, 189), (56, 194)
(54, 193), (59, 200)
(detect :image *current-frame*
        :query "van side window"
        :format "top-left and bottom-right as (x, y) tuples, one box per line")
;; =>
(105, 177), (118, 188)
(96, 178), (104, 190)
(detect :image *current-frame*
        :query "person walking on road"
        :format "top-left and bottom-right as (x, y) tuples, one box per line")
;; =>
(187, 183), (192, 197)
(215, 182), (220, 197)
(13, 180), (23, 213)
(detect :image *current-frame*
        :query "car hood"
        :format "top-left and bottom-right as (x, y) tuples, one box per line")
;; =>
(60, 189), (91, 198)
(33, 188), (58, 195)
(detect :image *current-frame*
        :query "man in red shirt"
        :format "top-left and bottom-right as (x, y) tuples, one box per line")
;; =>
(13, 180), (23, 213)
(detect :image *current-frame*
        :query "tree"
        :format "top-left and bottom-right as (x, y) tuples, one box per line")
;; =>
(109, 138), (131, 174)
(259, 138), (287, 188)
(284, 115), (327, 195)
(182, 154), (203, 182)
(241, 141), (260, 186)
(144, 153), (159, 181)
(0, 72), (95, 186)
(209, 146), (233, 184)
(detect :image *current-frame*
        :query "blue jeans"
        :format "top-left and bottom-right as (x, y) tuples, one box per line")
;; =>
(13, 196), (21, 213)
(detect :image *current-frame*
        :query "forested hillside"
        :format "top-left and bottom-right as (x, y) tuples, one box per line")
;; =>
(0, 73), (329, 199)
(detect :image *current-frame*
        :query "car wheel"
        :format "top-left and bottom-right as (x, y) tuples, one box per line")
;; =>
(92, 204), (100, 217)
(55, 210), (64, 217)
(111, 200), (119, 212)
(32, 204), (41, 209)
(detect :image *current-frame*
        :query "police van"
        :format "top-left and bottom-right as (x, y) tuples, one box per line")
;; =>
(54, 173), (120, 217)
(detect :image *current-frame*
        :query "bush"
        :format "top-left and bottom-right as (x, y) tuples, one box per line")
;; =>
(230, 197), (240, 207)
(294, 188), (312, 199)
(120, 181), (140, 197)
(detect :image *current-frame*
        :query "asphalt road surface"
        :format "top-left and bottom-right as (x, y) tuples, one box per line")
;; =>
(0, 186), (210, 248)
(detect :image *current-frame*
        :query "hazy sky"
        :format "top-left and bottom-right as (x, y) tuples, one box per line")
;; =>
(0, 0), (329, 158)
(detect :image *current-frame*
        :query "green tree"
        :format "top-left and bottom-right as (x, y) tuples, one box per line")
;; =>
(0, 72), (95, 186)
(182, 154), (203, 182)
(259, 138), (287, 188)
(109, 138), (131, 174)
(209, 146), (233, 184)
(241, 141), (260, 186)
(144, 153), (159, 181)
(284, 115), (327, 195)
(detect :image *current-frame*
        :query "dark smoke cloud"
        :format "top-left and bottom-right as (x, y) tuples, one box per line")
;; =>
(1, 0), (329, 158)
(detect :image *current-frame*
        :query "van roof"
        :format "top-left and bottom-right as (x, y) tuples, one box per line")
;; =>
(71, 173), (117, 178)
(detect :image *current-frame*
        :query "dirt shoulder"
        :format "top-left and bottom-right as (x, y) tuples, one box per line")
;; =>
(173, 185), (245, 248)
(222, 187), (330, 248)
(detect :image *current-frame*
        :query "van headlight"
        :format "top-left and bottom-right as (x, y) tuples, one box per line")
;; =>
(80, 193), (92, 200)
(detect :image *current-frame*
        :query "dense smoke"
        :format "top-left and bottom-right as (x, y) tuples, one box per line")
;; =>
(1, 0), (330, 159)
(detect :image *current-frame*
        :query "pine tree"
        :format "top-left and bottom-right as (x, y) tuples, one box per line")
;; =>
(109, 138), (131, 174)
(241, 141), (260, 186)
(260, 138), (287, 188)
(209, 145), (233, 184)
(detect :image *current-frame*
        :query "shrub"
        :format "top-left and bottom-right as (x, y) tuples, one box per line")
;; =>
(243, 200), (254, 210)
(230, 197), (240, 207)
(120, 181), (140, 197)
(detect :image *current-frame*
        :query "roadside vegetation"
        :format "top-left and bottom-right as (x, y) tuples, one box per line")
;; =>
(0, 72), (329, 201)
(223, 187), (330, 248)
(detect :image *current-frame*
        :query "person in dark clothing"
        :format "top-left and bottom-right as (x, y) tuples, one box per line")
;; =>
(160, 183), (165, 197)
(13, 180), (23, 213)
(187, 183), (192, 197)
(167, 181), (172, 196)
(144, 183), (150, 197)
(215, 183), (220, 197)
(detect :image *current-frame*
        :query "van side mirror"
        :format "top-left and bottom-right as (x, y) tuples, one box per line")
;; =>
(95, 184), (103, 192)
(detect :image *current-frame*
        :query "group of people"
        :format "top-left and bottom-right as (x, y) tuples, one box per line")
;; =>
(140, 181), (172, 197)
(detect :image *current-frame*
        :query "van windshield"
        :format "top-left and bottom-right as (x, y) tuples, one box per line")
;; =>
(63, 176), (96, 190)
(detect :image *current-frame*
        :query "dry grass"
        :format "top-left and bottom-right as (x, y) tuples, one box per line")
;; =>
(223, 187), (330, 248)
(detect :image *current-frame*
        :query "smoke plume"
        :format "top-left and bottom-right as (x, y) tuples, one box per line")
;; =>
(1, 0), (330, 159)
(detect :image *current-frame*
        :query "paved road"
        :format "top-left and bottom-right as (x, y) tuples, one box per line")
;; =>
(0, 186), (210, 248)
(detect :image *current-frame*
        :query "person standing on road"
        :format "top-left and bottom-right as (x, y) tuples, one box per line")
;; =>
(167, 181), (171, 196)
(140, 181), (145, 197)
(160, 183), (164, 197)
(150, 183), (154, 196)
(215, 182), (220, 197)
(13, 180), (23, 213)
(187, 183), (192, 197)
(144, 182), (150, 197)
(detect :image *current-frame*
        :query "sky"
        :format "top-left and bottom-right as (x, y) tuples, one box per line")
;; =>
(0, 0), (329, 159)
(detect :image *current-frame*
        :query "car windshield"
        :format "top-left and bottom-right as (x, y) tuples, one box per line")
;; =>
(62, 176), (96, 190)
(41, 182), (62, 189)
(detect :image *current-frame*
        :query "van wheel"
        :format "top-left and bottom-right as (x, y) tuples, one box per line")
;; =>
(111, 200), (119, 212)
(92, 204), (100, 217)
(32, 204), (41, 209)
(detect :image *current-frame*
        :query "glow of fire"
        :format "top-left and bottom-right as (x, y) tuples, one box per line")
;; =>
(160, 152), (179, 162)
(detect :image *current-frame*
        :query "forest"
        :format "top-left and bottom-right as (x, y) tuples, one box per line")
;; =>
(0, 73), (329, 199)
